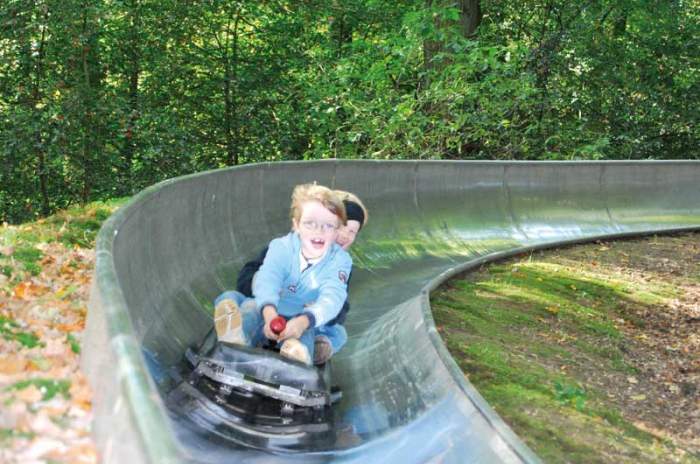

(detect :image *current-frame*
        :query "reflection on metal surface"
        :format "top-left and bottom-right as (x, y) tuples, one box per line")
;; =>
(83, 161), (700, 464)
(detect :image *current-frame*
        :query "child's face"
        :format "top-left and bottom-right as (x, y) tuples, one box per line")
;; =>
(336, 220), (361, 251)
(293, 200), (340, 259)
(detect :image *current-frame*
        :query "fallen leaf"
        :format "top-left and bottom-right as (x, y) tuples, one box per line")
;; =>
(30, 410), (64, 435)
(42, 338), (70, 357)
(0, 356), (28, 374)
(52, 442), (98, 464)
(70, 374), (93, 410)
(55, 322), (84, 333)
(0, 400), (28, 429)
(18, 437), (67, 460)
(633, 421), (674, 440)
(60, 261), (77, 277)
(627, 376), (638, 384)
(631, 394), (647, 401)
(13, 281), (49, 299)
(28, 357), (52, 372)
(43, 401), (70, 418)
(15, 384), (43, 403)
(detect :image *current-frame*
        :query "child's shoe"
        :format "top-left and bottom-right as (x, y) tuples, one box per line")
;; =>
(313, 336), (333, 365)
(214, 299), (246, 345)
(280, 338), (311, 365)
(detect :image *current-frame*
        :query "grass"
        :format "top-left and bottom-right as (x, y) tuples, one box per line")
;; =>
(6, 378), (72, 401)
(10, 246), (43, 276)
(0, 428), (35, 445)
(0, 315), (41, 348)
(66, 333), (81, 354)
(431, 245), (699, 463)
(0, 198), (127, 285)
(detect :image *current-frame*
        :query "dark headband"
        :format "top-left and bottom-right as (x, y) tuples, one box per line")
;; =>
(344, 200), (365, 228)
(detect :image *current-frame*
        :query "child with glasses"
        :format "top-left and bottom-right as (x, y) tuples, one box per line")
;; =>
(231, 190), (367, 365)
(214, 183), (352, 365)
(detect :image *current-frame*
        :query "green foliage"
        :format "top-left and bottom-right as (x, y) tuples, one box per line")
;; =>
(66, 333), (81, 354)
(553, 380), (587, 411)
(1, 0), (698, 223)
(7, 378), (71, 401)
(0, 428), (34, 444)
(0, 316), (41, 348)
(55, 215), (104, 248)
(10, 246), (43, 276)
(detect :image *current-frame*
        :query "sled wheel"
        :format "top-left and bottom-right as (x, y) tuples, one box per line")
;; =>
(281, 402), (295, 417)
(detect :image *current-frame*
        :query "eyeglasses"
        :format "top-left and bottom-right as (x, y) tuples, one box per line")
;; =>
(300, 220), (338, 233)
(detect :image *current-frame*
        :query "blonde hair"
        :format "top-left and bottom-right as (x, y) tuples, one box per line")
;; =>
(290, 183), (347, 225)
(334, 190), (369, 228)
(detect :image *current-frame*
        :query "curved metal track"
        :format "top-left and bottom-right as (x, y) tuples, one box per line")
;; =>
(83, 161), (700, 463)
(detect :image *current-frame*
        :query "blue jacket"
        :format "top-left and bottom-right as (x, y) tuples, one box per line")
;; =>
(253, 232), (352, 328)
(236, 246), (352, 326)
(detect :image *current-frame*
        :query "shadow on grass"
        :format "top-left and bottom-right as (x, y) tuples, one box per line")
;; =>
(432, 258), (691, 463)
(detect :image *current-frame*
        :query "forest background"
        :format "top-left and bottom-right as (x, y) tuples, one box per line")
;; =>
(1, 0), (698, 224)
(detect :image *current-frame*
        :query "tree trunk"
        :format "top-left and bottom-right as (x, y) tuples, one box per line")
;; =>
(122, 0), (141, 194)
(458, 0), (482, 37)
(330, 2), (352, 56)
(223, 8), (242, 167)
(613, 11), (627, 37)
(80, 6), (94, 203)
(424, 0), (481, 72)
(31, 10), (50, 216)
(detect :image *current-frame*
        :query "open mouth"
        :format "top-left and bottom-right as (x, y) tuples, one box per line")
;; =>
(310, 238), (326, 249)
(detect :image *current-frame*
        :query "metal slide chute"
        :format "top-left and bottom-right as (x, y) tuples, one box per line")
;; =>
(83, 161), (700, 463)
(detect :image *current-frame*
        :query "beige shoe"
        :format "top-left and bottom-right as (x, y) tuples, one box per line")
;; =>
(280, 338), (311, 365)
(214, 299), (246, 345)
(313, 336), (333, 365)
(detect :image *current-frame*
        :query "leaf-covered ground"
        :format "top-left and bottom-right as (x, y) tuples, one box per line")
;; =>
(0, 200), (124, 464)
(432, 233), (700, 463)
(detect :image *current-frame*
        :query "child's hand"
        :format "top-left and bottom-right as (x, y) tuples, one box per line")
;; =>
(279, 315), (310, 341)
(262, 305), (280, 341)
(263, 321), (280, 341)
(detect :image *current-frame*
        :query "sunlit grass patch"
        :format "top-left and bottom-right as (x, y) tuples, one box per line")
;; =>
(48, 203), (116, 248)
(432, 237), (699, 463)
(8, 246), (43, 277)
(0, 199), (127, 286)
(1, 198), (126, 249)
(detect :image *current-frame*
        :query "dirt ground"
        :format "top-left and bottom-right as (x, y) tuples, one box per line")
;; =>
(555, 233), (700, 450)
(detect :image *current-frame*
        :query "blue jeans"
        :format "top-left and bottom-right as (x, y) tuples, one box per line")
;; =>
(316, 323), (348, 355)
(214, 291), (316, 358)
